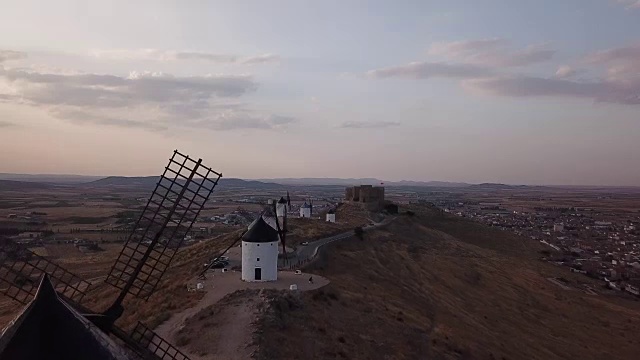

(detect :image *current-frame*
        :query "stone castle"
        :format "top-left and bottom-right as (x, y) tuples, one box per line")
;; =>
(345, 185), (385, 211)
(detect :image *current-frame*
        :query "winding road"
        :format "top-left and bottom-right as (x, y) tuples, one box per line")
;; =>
(293, 216), (395, 263)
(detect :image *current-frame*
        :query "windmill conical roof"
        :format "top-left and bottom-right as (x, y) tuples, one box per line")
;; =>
(277, 197), (287, 204)
(0, 275), (133, 359)
(301, 202), (311, 208)
(243, 216), (280, 243)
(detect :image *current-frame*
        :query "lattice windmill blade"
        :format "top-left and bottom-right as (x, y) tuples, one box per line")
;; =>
(105, 150), (222, 302)
(0, 237), (91, 305)
(128, 322), (190, 360)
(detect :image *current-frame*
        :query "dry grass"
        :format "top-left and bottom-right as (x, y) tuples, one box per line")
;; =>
(174, 289), (263, 359)
(0, 231), (241, 335)
(256, 205), (640, 360)
(286, 203), (372, 246)
(81, 231), (241, 332)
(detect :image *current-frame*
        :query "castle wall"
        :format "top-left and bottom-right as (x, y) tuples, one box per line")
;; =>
(344, 185), (385, 211)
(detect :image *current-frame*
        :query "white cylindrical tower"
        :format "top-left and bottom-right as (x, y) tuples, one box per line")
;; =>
(326, 209), (336, 223)
(242, 217), (279, 282)
(276, 197), (287, 219)
(300, 202), (311, 218)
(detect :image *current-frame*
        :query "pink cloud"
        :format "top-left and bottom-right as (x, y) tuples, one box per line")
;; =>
(428, 39), (555, 67)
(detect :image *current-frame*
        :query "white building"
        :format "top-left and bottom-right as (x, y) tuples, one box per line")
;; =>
(326, 209), (336, 223)
(241, 217), (279, 282)
(300, 202), (312, 218)
(276, 197), (288, 221)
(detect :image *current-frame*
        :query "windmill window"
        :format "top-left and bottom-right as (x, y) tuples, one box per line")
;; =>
(257, 257), (260, 261)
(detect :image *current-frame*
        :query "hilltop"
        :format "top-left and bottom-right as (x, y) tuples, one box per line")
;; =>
(255, 205), (640, 360)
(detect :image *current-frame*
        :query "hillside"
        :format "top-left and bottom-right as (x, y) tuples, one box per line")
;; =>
(0, 179), (59, 191)
(256, 205), (640, 360)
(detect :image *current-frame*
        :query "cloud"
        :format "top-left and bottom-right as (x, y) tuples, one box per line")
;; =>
(181, 113), (298, 131)
(173, 52), (238, 63)
(614, 0), (640, 9)
(465, 75), (640, 105)
(584, 44), (640, 79)
(0, 64), (296, 131)
(429, 38), (507, 57)
(0, 120), (17, 127)
(428, 39), (555, 67)
(267, 115), (297, 126)
(51, 108), (168, 131)
(555, 65), (579, 79)
(340, 121), (401, 129)
(367, 61), (491, 79)
(239, 54), (280, 64)
(89, 49), (280, 64)
(0, 67), (256, 107)
(367, 39), (554, 81)
(369, 39), (640, 107)
(586, 44), (640, 64)
(0, 50), (27, 63)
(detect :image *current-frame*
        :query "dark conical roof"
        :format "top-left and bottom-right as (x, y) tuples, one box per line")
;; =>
(0, 275), (132, 360)
(243, 216), (280, 243)
(301, 202), (311, 209)
(277, 197), (287, 204)
(327, 209), (336, 214)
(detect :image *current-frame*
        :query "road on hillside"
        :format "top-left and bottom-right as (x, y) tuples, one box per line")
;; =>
(294, 217), (395, 262)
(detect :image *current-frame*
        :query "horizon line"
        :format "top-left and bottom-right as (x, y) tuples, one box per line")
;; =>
(0, 172), (638, 188)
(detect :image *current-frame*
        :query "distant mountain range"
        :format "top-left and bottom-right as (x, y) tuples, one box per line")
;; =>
(0, 179), (58, 191)
(0, 173), (470, 188)
(0, 174), (632, 190)
(84, 176), (284, 190)
(255, 178), (469, 187)
(0, 173), (103, 184)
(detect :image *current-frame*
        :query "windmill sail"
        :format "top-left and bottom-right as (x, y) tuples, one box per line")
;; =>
(0, 237), (91, 305)
(0, 150), (219, 360)
(130, 322), (189, 360)
(105, 150), (222, 301)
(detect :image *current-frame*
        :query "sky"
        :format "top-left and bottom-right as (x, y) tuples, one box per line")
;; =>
(0, 0), (639, 186)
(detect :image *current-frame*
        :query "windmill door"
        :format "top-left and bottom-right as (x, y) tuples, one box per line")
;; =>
(255, 268), (262, 280)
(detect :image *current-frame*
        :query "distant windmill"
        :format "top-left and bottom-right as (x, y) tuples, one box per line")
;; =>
(0, 150), (222, 360)
(272, 194), (289, 265)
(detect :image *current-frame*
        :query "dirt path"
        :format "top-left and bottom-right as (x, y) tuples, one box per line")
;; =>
(180, 295), (259, 360)
(155, 270), (329, 359)
(209, 299), (257, 360)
